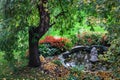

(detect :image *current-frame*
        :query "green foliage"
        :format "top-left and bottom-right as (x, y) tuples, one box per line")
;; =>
(52, 60), (62, 66)
(64, 41), (73, 50)
(38, 43), (61, 57)
(107, 38), (120, 66)
(49, 0), (80, 35)
(0, 0), (33, 73)
(71, 31), (107, 46)
(99, 0), (120, 70)
(70, 65), (85, 73)
(0, 0), (27, 61)
(67, 74), (78, 80)
(67, 66), (84, 80)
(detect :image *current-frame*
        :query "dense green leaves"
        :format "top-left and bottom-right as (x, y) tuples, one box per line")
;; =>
(38, 43), (61, 57)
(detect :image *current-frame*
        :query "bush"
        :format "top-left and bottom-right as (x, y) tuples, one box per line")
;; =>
(38, 43), (61, 57)
(39, 36), (72, 51)
(72, 31), (109, 46)
(107, 38), (120, 66)
(38, 36), (72, 57)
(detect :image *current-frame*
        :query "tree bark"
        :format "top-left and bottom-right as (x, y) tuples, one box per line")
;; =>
(28, 28), (40, 67)
(28, 0), (50, 67)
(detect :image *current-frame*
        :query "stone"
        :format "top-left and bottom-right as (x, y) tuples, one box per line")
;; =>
(75, 52), (85, 65)
(66, 62), (76, 67)
(89, 47), (98, 62)
(92, 45), (108, 54)
(62, 51), (70, 59)
(58, 54), (67, 68)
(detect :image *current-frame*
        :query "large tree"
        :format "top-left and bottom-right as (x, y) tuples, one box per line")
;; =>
(28, 0), (80, 67)
(0, 0), (79, 67)
(28, 0), (50, 67)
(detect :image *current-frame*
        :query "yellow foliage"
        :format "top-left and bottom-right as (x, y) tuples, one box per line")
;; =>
(39, 55), (46, 63)
(95, 71), (113, 78)
(43, 62), (57, 73)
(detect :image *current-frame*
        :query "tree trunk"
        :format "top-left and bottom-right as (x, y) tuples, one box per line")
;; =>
(28, 0), (50, 67)
(28, 28), (40, 67)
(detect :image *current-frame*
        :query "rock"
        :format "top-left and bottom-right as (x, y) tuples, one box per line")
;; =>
(62, 51), (70, 59)
(89, 47), (98, 62)
(75, 51), (85, 65)
(66, 62), (76, 67)
(58, 54), (67, 68)
(92, 45), (108, 54)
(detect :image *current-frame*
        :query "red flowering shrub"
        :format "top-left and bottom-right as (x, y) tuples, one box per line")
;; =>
(39, 36), (71, 50)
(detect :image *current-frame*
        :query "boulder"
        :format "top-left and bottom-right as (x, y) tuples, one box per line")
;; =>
(89, 47), (98, 62)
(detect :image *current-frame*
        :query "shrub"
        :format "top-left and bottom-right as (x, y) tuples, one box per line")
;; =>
(39, 36), (72, 51)
(39, 36), (72, 57)
(38, 43), (61, 57)
(72, 31), (109, 46)
(107, 37), (120, 67)
(67, 66), (85, 80)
